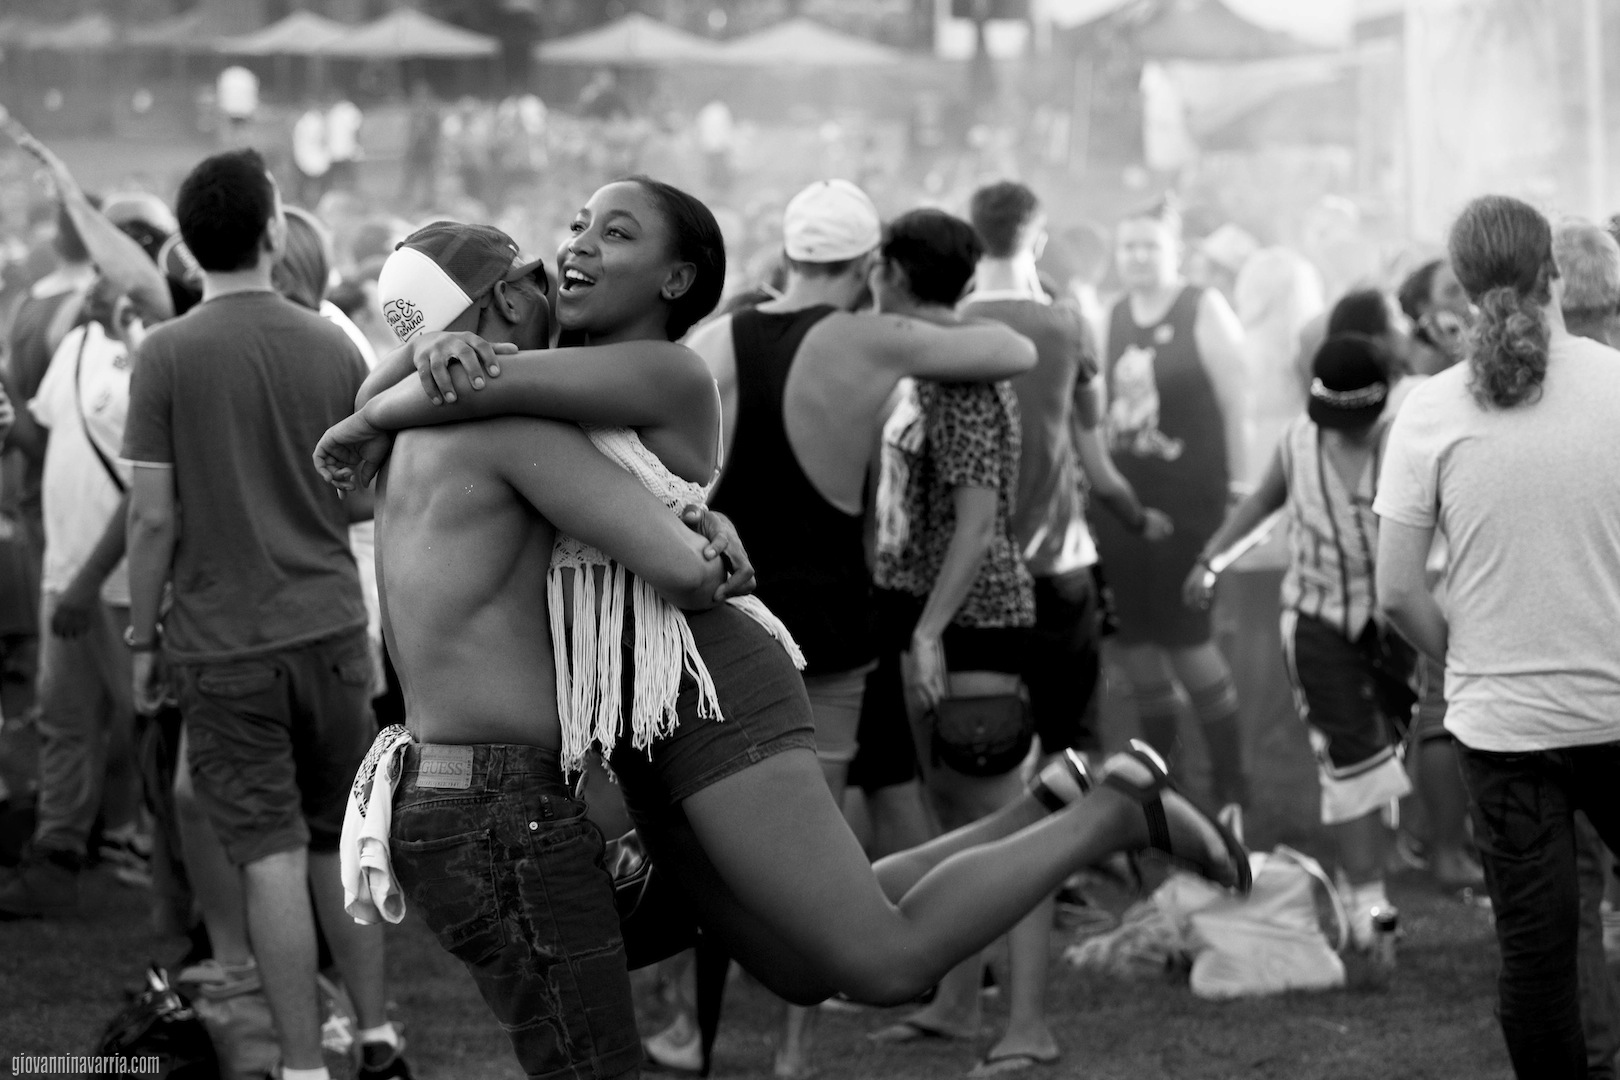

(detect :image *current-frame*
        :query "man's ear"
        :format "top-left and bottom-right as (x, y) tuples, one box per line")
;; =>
(661, 262), (696, 302)
(883, 258), (911, 297)
(262, 211), (287, 261)
(489, 279), (523, 321)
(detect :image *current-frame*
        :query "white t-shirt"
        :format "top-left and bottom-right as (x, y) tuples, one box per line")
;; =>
(1374, 331), (1620, 751)
(293, 109), (330, 178)
(217, 66), (259, 120)
(327, 100), (363, 162)
(29, 322), (133, 605)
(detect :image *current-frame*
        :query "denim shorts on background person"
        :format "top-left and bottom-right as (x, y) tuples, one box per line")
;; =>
(177, 628), (374, 866)
(390, 742), (643, 1080)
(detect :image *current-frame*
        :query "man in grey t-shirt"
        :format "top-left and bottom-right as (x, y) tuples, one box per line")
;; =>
(122, 150), (407, 1080)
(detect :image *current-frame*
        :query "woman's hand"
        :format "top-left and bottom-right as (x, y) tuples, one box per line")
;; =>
(679, 505), (756, 602)
(1182, 561), (1216, 611)
(408, 331), (518, 405)
(314, 412), (394, 493)
(903, 632), (949, 715)
(1141, 507), (1174, 542)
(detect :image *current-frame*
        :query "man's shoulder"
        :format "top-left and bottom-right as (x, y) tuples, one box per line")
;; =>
(804, 309), (916, 360)
(151, 295), (359, 363)
(971, 295), (1089, 339)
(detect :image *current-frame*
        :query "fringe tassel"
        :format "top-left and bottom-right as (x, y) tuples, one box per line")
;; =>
(566, 567), (599, 775)
(591, 563), (628, 760)
(547, 571), (578, 775)
(727, 595), (806, 670)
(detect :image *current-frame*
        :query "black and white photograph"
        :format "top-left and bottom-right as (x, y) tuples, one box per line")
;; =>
(0, 1), (1614, 1077)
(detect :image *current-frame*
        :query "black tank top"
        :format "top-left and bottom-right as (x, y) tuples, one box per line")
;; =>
(1103, 284), (1229, 532)
(708, 306), (876, 675)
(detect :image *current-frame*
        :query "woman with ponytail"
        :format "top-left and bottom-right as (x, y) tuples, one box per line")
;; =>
(1375, 193), (1620, 1079)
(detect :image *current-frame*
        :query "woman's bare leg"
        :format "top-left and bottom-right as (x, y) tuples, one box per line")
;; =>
(880, 768), (1028, 1040)
(672, 747), (1190, 1006)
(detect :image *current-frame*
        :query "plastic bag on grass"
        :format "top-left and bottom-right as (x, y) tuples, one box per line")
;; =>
(1064, 847), (1347, 999)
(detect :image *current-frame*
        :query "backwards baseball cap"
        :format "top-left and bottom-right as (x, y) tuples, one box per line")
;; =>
(783, 179), (881, 264)
(1309, 333), (1392, 430)
(378, 221), (547, 343)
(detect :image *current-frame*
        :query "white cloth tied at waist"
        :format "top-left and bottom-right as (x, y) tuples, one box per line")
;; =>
(549, 425), (804, 776)
(340, 724), (413, 925)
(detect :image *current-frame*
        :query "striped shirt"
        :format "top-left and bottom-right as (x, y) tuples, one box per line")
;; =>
(1278, 415), (1383, 639)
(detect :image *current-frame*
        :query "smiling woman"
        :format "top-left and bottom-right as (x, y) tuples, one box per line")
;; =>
(556, 176), (727, 345)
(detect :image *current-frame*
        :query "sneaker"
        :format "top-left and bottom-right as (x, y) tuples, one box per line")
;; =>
(98, 830), (154, 889)
(176, 957), (262, 998)
(359, 1040), (413, 1080)
(643, 1017), (703, 1074)
(0, 845), (80, 918)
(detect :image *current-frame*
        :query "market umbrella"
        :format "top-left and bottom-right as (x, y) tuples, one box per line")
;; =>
(23, 14), (118, 52)
(711, 17), (903, 67)
(215, 11), (352, 56)
(0, 18), (40, 46)
(536, 12), (723, 65)
(312, 7), (498, 60)
(127, 6), (254, 51)
(1061, 0), (1317, 62)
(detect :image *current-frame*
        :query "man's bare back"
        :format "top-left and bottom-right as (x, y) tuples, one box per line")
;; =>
(690, 307), (1035, 515)
(376, 415), (726, 748)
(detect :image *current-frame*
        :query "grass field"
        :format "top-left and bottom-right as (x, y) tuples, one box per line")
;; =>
(0, 610), (1522, 1079)
(0, 861), (1512, 1080)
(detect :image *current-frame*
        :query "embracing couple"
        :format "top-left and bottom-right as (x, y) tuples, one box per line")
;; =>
(316, 175), (1251, 1080)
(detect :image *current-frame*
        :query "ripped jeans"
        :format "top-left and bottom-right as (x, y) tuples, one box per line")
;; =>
(390, 742), (641, 1080)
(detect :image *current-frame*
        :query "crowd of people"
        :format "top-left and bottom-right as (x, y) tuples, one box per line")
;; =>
(0, 102), (1617, 1080)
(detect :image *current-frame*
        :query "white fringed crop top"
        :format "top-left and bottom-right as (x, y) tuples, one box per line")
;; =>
(548, 423), (804, 775)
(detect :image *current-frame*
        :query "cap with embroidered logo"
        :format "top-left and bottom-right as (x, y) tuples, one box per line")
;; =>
(378, 221), (548, 343)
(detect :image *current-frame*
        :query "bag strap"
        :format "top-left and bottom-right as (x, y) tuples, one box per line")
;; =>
(1269, 844), (1350, 954)
(73, 328), (127, 496)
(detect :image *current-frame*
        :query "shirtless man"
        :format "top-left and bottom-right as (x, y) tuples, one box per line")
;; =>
(334, 223), (741, 1080)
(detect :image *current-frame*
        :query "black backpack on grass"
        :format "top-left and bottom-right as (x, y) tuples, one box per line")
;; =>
(95, 966), (220, 1079)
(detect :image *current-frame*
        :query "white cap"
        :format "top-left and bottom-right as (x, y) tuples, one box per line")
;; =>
(783, 179), (881, 263)
(377, 245), (474, 343)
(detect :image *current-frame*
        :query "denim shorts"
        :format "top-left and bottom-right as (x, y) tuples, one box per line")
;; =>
(390, 742), (642, 1080)
(609, 603), (817, 817)
(177, 628), (373, 866)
